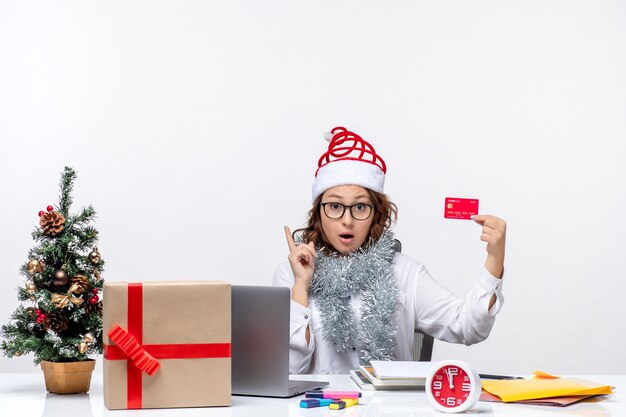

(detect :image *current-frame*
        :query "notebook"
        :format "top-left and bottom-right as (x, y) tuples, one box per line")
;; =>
(231, 285), (328, 397)
(369, 360), (432, 380)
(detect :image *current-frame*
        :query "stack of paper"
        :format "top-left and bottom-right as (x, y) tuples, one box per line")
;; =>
(480, 371), (612, 407)
(350, 361), (430, 390)
(370, 360), (432, 380)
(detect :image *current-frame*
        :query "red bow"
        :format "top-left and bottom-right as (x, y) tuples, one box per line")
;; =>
(107, 324), (160, 376)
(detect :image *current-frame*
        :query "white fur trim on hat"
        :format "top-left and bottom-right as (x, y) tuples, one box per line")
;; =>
(312, 159), (385, 203)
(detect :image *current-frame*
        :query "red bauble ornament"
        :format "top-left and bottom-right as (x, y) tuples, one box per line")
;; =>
(46, 205), (54, 212)
(38, 211), (44, 217)
(35, 309), (41, 315)
(89, 295), (99, 304)
(92, 288), (99, 295)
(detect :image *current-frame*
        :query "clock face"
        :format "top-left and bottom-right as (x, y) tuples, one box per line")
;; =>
(429, 364), (474, 409)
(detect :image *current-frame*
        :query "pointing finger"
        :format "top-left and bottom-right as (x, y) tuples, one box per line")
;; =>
(284, 226), (296, 252)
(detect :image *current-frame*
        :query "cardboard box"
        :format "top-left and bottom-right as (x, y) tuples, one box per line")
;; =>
(103, 281), (231, 409)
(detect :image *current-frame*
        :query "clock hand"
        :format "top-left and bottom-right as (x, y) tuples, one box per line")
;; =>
(446, 369), (454, 389)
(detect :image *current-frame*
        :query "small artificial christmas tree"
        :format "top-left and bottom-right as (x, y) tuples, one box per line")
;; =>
(1, 167), (104, 370)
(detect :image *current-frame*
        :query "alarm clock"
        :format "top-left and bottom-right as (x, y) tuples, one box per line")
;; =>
(425, 360), (481, 413)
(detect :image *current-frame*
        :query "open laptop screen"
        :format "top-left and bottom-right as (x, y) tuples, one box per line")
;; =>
(231, 285), (327, 397)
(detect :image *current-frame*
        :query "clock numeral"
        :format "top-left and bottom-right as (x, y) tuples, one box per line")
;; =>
(448, 367), (458, 376)
(433, 381), (442, 390)
(446, 397), (456, 406)
(435, 375), (443, 380)
(462, 382), (471, 392)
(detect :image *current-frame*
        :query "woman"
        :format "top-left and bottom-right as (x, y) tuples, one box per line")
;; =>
(273, 126), (506, 374)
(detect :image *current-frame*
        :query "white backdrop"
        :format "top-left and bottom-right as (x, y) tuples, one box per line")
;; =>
(1, 0), (625, 375)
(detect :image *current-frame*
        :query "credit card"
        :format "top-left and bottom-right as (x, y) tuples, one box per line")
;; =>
(444, 197), (479, 220)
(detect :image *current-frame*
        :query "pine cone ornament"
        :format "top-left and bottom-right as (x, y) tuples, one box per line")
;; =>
(43, 313), (69, 334)
(85, 300), (102, 316)
(69, 274), (89, 294)
(39, 211), (65, 237)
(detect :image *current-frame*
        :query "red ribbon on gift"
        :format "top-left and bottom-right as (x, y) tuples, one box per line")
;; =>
(107, 325), (161, 376)
(103, 283), (231, 409)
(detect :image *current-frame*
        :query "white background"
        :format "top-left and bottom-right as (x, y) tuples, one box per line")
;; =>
(1, 0), (625, 375)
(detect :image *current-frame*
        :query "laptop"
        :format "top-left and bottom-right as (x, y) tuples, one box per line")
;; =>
(231, 285), (329, 397)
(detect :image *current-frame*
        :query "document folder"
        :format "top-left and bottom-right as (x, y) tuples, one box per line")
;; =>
(481, 373), (612, 403)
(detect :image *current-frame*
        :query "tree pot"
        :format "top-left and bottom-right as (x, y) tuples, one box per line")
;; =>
(40, 359), (96, 394)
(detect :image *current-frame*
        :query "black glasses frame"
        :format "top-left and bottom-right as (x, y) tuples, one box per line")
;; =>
(320, 202), (374, 221)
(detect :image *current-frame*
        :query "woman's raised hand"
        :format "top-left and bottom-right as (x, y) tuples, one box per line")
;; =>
(472, 214), (506, 279)
(284, 226), (317, 285)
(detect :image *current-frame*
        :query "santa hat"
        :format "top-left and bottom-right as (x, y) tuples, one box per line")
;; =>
(312, 126), (386, 203)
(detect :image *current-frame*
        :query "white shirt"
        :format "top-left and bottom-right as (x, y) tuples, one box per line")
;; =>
(272, 252), (504, 374)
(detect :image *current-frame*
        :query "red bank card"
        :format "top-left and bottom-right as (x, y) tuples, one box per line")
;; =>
(444, 197), (479, 220)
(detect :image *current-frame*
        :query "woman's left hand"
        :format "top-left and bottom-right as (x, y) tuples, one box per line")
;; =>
(472, 214), (506, 278)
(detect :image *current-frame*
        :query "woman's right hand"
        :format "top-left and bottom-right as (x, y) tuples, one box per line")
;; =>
(285, 226), (315, 342)
(284, 226), (316, 286)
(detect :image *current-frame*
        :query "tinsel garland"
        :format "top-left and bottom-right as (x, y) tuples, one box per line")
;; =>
(308, 232), (399, 365)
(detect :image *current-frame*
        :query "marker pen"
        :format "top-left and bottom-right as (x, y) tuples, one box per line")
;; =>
(329, 398), (359, 410)
(304, 390), (362, 399)
(299, 399), (334, 408)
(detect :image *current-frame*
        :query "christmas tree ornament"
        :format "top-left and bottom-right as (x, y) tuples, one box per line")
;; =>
(38, 210), (44, 217)
(25, 282), (37, 293)
(89, 295), (99, 305)
(44, 313), (69, 334)
(92, 288), (98, 295)
(52, 270), (68, 286)
(39, 210), (65, 237)
(51, 283), (84, 309)
(27, 259), (44, 274)
(46, 205), (54, 212)
(69, 274), (89, 294)
(78, 342), (88, 354)
(88, 247), (101, 265)
(83, 333), (94, 344)
(85, 300), (102, 315)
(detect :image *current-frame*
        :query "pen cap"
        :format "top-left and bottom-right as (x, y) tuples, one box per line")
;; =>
(300, 399), (320, 408)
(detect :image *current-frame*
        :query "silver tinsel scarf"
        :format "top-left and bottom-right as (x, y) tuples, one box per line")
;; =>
(308, 232), (399, 365)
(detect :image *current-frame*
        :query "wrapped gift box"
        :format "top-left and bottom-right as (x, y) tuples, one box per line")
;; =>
(103, 281), (231, 409)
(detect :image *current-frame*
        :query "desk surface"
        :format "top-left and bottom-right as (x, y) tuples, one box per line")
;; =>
(0, 373), (622, 417)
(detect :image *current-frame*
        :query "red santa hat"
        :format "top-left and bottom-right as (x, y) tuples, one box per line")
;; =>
(312, 126), (387, 203)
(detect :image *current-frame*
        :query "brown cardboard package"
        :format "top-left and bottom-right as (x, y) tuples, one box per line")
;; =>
(103, 281), (231, 409)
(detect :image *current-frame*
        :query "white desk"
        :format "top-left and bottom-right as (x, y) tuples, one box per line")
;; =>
(0, 373), (621, 417)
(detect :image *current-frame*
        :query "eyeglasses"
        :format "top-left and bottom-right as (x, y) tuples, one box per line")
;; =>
(320, 202), (374, 221)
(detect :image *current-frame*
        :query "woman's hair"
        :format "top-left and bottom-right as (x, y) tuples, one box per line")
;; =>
(294, 188), (398, 251)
